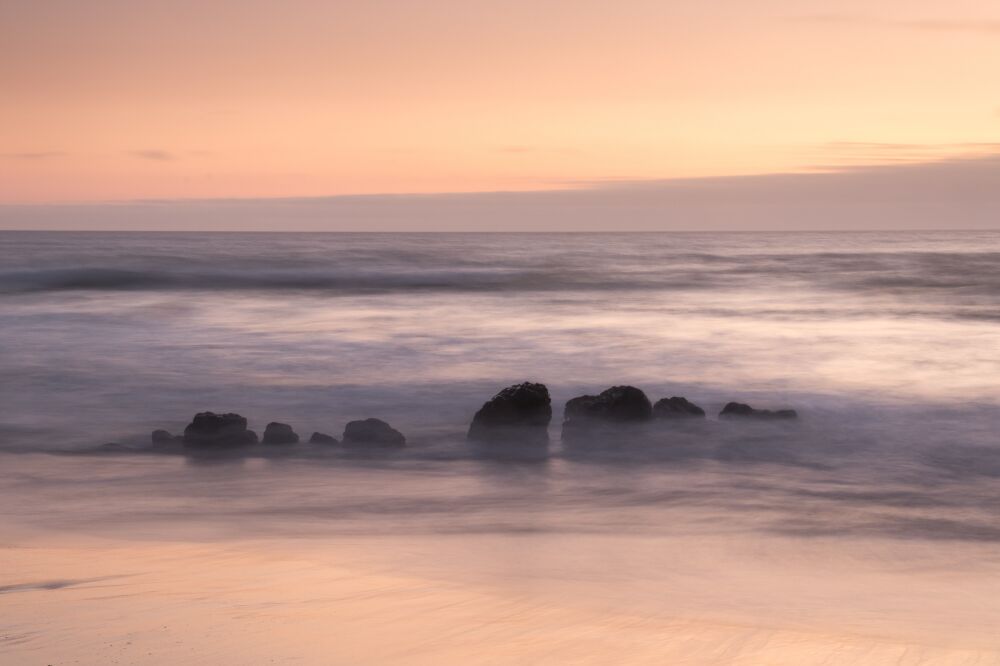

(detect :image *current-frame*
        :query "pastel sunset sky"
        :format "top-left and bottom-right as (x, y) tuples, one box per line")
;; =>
(2, 0), (998, 228)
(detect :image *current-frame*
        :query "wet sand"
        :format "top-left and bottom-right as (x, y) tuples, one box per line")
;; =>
(5, 536), (1000, 665)
(4, 452), (1000, 665)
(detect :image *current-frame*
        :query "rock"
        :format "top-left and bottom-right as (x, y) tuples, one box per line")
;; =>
(564, 386), (653, 424)
(309, 431), (338, 444)
(182, 412), (258, 447)
(342, 418), (406, 447)
(151, 429), (176, 443)
(98, 442), (132, 452)
(653, 397), (705, 419)
(262, 422), (299, 444)
(719, 402), (798, 420)
(468, 382), (551, 440)
(564, 395), (599, 420)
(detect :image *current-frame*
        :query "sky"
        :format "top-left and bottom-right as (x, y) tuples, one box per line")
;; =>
(1, 0), (998, 229)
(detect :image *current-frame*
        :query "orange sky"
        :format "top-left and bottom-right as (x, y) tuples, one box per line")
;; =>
(2, 0), (999, 203)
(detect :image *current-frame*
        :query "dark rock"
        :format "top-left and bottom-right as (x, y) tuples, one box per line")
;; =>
(719, 402), (798, 420)
(309, 431), (338, 444)
(98, 442), (131, 452)
(564, 386), (653, 424)
(653, 397), (706, 419)
(468, 382), (551, 440)
(182, 412), (258, 447)
(342, 418), (406, 447)
(151, 429), (176, 444)
(262, 421), (299, 444)
(720, 402), (754, 418)
(564, 395), (599, 420)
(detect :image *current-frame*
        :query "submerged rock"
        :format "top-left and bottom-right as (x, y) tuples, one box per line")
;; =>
(719, 402), (798, 420)
(309, 431), (338, 444)
(468, 382), (551, 441)
(564, 386), (653, 425)
(343, 418), (406, 447)
(653, 397), (706, 419)
(262, 422), (299, 444)
(151, 429), (177, 444)
(182, 412), (258, 447)
(98, 442), (133, 452)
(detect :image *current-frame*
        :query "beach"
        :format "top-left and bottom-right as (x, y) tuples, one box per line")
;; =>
(5, 453), (1000, 664)
(3, 231), (1000, 663)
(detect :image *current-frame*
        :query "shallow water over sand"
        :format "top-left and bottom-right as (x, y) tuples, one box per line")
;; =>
(3, 231), (1000, 663)
(5, 451), (1000, 664)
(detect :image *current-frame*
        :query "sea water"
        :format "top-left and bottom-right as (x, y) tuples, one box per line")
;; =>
(2, 231), (1000, 663)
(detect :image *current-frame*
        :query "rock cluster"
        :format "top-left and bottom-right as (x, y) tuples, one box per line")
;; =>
(152, 412), (404, 448)
(145, 388), (798, 453)
(464, 382), (797, 445)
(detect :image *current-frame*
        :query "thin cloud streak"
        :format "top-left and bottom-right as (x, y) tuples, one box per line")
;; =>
(795, 14), (1000, 34)
(897, 18), (1000, 33)
(129, 150), (175, 162)
(814, 142), (1000, 166)
(2, 152), (66, 160)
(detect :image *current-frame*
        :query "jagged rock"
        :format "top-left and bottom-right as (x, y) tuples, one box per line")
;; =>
(309, 431), (338, 444)
(653, 397), (705, 419)
(468, 382), (551, 441)
(151, 429), (176, 444)
(342, 418), (406, 447)
(182, 412), (258, 447)
(262, 422), (299, 444)
(719, 402), (798, 420)
(564, 386), (653, 425)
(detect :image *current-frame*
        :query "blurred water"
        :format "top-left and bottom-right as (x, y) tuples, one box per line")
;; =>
(3, 231), (1000, 662)
(1, 229), (998, 534)
(3, 231), (1000, 441)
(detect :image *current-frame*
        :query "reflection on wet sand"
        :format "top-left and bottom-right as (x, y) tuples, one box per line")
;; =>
(4, 450), (1000, 664)
(4, 534), (1000, 665)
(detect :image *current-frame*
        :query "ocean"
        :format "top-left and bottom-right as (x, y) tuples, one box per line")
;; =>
(3, 230), (1000, 663)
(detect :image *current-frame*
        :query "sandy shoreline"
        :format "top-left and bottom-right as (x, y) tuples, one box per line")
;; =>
(4, 527), (1000, 665)
(4, 449), (1000, 664)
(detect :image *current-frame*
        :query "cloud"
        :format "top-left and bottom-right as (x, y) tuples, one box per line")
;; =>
(896, 18), (1000, 33)
(3, 151), (1000, 231)
(796, 14), (1000, 34)
(2, 152), (65, 160)
(129, 149), (175, 162)
(814, 141), (1000, 166)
